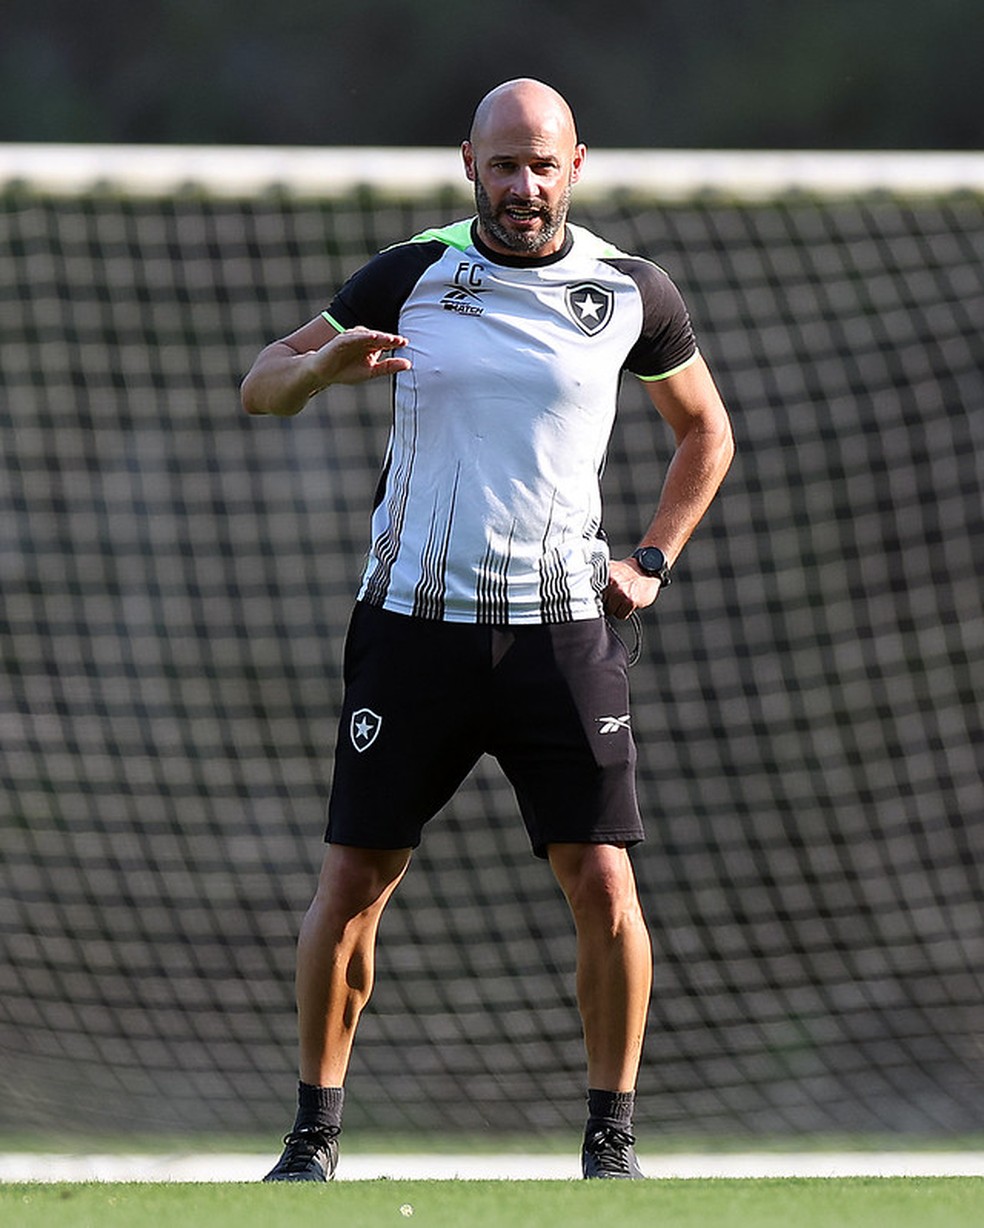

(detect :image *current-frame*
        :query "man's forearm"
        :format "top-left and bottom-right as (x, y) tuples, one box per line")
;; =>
(240, 342), (323, 417)
(242, 325), (412, 417)
(640, 419), (735, 561)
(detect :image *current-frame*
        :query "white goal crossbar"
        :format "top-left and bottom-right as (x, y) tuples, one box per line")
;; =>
(1, 144), (983, 199)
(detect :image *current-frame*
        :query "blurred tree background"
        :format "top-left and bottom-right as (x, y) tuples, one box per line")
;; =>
(1, 0), (979, 149)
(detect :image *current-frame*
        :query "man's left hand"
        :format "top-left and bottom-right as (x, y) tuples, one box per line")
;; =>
(603, 559), (662, 620)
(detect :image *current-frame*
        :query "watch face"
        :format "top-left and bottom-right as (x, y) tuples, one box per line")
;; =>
(636, 547), (667, 576)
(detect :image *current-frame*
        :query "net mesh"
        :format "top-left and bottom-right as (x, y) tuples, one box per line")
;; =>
(1, 168), (983, 1138)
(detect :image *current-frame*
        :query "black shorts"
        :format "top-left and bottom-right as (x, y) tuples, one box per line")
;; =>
(325, 603), (643, 858)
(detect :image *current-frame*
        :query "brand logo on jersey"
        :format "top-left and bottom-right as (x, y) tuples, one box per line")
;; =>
(350, 708), (382, 752)
(597, 713), (631, 735)
(440, 260), (488, 316)
(565, 282), (614, 336)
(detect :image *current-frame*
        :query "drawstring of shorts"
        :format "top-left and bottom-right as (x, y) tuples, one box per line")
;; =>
(609, 610), (644, 668)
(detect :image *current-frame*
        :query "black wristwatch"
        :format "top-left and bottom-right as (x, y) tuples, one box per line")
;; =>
(631, 546), (672, 586)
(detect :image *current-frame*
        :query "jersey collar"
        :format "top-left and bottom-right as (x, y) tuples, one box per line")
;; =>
(471, 219), (574, 267)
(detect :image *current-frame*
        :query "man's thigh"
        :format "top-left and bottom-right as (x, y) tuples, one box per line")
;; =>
(489, 619), (644, 858)
(326, 604), (486, 849)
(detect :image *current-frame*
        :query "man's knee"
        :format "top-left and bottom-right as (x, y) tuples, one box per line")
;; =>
(314, 844), (412, 921)
(548, 842), (641, 923)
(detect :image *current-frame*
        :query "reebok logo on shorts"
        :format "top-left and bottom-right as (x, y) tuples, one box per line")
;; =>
(597, 714), (631, 735)
(350, 708), (382, 752)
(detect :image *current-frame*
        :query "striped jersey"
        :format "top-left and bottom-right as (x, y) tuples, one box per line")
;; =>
(324, 217), (698, 624)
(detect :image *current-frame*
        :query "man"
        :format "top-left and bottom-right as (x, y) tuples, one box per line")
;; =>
(241, 78), (734, 1181)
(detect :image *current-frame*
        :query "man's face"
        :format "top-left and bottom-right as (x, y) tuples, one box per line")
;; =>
(463, 109), (584, 257)
(472, 164), (572, 256)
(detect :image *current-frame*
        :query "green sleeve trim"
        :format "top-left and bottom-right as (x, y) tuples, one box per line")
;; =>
(634, 349), (700, 382)
(321, 310), (345, 332)
(406, 218), (474, 252)
(566, 221), (626, 260)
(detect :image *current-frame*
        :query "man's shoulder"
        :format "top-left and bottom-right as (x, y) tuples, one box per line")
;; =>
(355, 219), (475, 273)
(567, 223), (673, 287)
(347, 218), (474, 276)
(330, 223), (476, 330)
(401, 218), (475, 254)
(566, 222), (633, 262)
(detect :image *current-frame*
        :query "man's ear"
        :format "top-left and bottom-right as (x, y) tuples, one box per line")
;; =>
(461, 141), (477, 183)
(570, 143), (587, 186)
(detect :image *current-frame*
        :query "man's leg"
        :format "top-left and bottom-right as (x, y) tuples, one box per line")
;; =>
(548, 841), (652, 1178)
(297, 843), (412, 1086)
(264, 843), (412, 1181)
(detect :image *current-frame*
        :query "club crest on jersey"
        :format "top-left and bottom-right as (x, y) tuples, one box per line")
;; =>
(565, 282), (614, 336)
(350, 708), (382, 753)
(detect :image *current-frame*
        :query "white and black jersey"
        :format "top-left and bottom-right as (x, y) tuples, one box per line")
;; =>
(324, 218), (698, 625)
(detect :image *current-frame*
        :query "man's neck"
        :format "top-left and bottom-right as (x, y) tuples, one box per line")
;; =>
(471, 221), (573, 266)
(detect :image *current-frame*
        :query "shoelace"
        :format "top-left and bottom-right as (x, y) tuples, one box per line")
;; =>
(279, 1126), (339, 1172)
(586, 1124), (637, 1174)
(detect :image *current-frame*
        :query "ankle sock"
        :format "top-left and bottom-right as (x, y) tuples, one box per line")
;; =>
(586, 1087), (635, 1131)
(294, 1082), (345, 1133)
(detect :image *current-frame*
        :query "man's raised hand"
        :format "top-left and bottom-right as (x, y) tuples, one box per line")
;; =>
(308, 327), (411, 387)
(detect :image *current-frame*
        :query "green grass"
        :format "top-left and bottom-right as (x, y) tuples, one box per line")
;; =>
(4, 1178), (984, 1228)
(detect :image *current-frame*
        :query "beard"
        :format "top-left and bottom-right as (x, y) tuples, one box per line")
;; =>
(474, 176), (571, 254)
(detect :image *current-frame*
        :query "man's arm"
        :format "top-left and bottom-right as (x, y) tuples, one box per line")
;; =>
(240, 315), (411, 417)
(604, 354), (735, 619)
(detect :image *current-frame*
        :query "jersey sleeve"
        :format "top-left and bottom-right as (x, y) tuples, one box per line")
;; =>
(604, 257), (699, 380)
(325, 239), (446, 334)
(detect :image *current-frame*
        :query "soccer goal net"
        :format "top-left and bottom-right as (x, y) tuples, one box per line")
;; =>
(1, 146), (982, 1139)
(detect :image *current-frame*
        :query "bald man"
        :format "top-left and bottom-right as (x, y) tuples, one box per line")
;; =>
(244, 78), (734, 1181)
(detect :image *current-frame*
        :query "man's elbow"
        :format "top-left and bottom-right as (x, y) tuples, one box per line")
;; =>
(718, 415), (736, 472)
(239, 364), (299, 417)
(702, 403), (735, 478)
(240, 369), (266, 416)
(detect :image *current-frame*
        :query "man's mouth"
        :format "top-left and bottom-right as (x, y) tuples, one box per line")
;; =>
(502, 203), (543, 223)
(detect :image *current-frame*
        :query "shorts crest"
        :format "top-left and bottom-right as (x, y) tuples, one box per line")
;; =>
(350, 707), (382, 752)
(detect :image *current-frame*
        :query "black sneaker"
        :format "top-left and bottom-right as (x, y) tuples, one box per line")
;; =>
(263, 1125), (340, 1182)
(581, 1123), (645, 1179)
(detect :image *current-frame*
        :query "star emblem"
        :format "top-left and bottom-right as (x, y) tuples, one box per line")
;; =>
(576, 293), (604, 322)
(350, 708), (382, 753)
(564, 282), (614, 336)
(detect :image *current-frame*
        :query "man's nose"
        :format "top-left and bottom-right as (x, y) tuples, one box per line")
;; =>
(510, 166), (539, 198)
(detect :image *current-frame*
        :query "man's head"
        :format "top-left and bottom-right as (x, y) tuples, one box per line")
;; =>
(462, 79), (585, 258)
